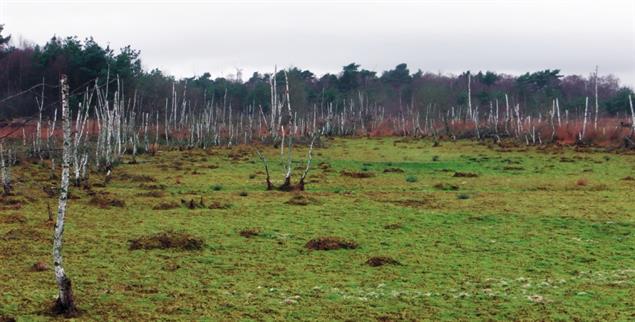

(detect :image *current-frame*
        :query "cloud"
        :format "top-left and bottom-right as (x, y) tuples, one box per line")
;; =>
(3, 0), (634, 86)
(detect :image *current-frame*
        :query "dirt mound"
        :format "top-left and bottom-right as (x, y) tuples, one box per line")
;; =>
(433, 183), (459, 191)
(383, 167), (404, 173)
(318, 162), (331, 170)
(119, 173), (156, 182)
(453, 172), (479, 178)
(227, 149), (250, 161)
(129, 232), (204, 251)
(3, 228), (46, 241)
(383, 223), (402, 230)
(137, 191), (165, 198)
(366, 256), (401, 267)
(31, 261), (49, 272)
(2, 213), (27, 224)
(388, 197), (438, 208)
(576, 178), (589, 186)
(286, 194), (320, 206)
(305, 237), (358, 250)
(239, 228), (260, 238)
(139, 183), (166, 190)
(208, 201), (231, 209)
(341, 170), (375, 178)
(42, 185), (58, 197)
(0, 197), (23, 210)
(89, 195), (125, 208)
(152, 201), (179, 210)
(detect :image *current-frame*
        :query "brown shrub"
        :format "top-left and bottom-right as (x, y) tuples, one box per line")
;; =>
(383, 167), (404, 173)
(366, 256), (401, 267)
(305, 237), (358, 250)
(622, 176), (635, 181)
(576, 178), (588, 186)
(341, 170), (375, 178)
(129, 232), (204, 251)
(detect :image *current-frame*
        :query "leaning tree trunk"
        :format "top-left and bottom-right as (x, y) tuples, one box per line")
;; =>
(52, 74), (78, 316)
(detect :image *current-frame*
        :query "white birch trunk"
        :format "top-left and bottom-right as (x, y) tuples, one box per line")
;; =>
(52, 74), (77, 314)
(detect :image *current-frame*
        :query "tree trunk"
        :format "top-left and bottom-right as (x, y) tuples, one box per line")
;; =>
(51, 74), (78, 317)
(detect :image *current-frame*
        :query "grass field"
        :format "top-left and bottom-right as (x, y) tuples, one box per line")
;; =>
(1, 138), (634, 321)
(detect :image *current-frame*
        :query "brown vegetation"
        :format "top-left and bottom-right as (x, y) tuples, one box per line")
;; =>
(239, 228), (261, 238)
(286, 194), (320, 206)
(453, 172), (479, 178)
(129, 232), (204, 251)
(152, 201), (180, 210)
(366, 256), (401, 267)
(305, 237), (358, 250)
(341, 170), (375, 178)
(89, 195), (125, 208)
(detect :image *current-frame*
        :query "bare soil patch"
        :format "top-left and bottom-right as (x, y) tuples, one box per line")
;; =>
(453, 172), (479, 178)
(152, 201), (180, 210)
(366, 256), (401, 267)
(129, 232), (204, 251)
(2, 213), (27, 224)
(305, 237), (358, 250)
(286, 194), (320, 206)
(341, 170), (375, 178)
(239, 228), (261, 238)
(89, 195), (125, 208)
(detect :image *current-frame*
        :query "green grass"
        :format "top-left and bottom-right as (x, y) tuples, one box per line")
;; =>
(1, 137), (634, 321)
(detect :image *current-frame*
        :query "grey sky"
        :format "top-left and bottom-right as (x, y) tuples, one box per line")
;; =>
(1, 0), (634, 86)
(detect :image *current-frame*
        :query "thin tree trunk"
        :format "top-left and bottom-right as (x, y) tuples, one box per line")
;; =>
(51, 74), (78, 317)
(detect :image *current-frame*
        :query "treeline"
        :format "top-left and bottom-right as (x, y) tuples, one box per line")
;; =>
(1, 26), (634, 120)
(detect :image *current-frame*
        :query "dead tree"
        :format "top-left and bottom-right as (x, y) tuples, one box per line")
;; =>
(0, 141), (11, 195)
(256, 134), (317, 191)
(629, 94), (634, 135)
(51, 74), (78, 316)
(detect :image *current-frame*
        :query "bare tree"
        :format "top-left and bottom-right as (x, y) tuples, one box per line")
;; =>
(0, 141), (11, 195)
(257, 134), (317, 191)
(51, 74), (78, 316)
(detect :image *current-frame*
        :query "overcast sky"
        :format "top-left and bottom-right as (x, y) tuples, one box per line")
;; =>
(1, 0), (634, 86)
